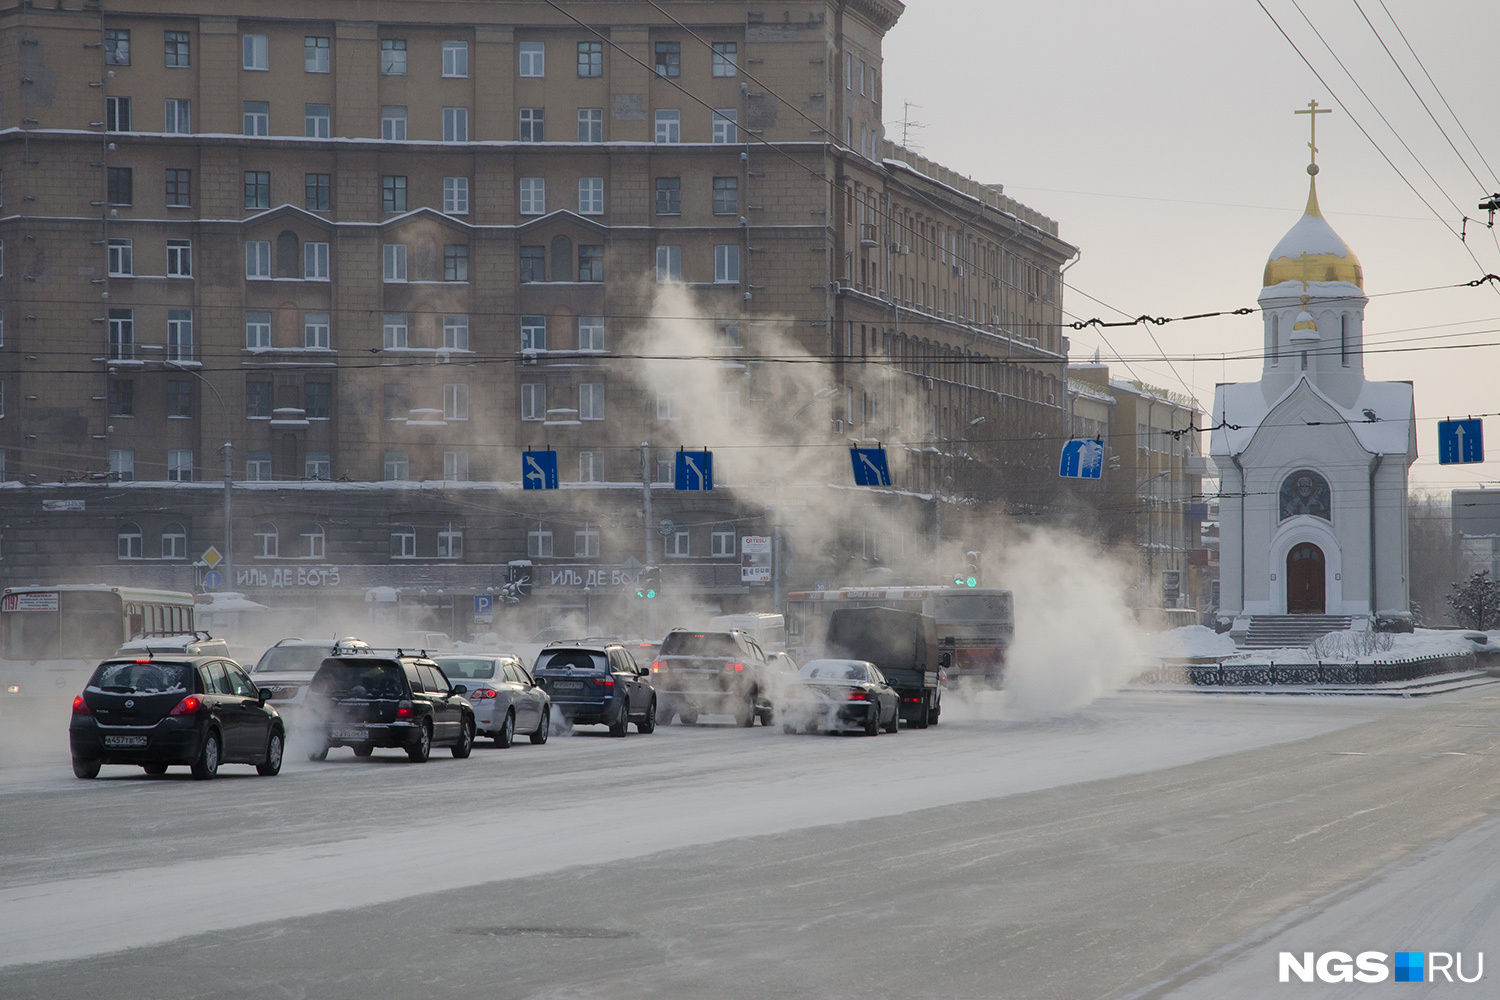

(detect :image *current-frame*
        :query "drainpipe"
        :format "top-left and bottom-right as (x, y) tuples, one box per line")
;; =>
(1369, 453), (1384, 620)
(1231, 454), (1246, 614)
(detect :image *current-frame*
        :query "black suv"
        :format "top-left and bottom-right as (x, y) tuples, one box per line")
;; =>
(69, 645), (285, 780)
(303, 653), (475, 762)
(532, 643), (656, 736)
(651, 629), (773, 727)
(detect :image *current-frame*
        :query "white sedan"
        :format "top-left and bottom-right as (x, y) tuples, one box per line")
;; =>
(433, 655), (551, 747)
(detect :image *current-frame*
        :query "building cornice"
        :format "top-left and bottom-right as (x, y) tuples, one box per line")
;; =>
(841, 0), (905, 32)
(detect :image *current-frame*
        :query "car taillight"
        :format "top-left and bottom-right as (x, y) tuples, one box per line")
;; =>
(472, 689), (496, 699)
(651, 660), (664, 672)
(395, 701), (414, 719)
(725, 662), (744, 672)
(72, 695), (91, 715)
(596, 676), (615, 687)
(846, 690), (869, 702)
(168, 695), (203, 716)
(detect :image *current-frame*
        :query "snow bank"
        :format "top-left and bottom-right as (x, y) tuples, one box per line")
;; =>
(1147, 626), (1238, 660)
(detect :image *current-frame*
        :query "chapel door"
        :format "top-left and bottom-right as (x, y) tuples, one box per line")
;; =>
(1286, 543), (1326, 614)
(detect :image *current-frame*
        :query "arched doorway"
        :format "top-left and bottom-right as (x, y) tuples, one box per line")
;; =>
(1286, 543), (1326, 614)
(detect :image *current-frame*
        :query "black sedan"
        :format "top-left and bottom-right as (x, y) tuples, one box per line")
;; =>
(778, 659), (901, 736)
(69, 655), (285, 779)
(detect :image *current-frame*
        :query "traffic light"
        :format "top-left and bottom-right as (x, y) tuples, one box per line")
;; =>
(636, 565), (661, 599)
(954, 551), (981, 588)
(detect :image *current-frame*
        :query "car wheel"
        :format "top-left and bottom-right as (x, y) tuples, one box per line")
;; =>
(308, 746), (329, 762)
(782, 723), (797, 735)
(804, 721), (820, 734)
(142, 762), (169, 776)
(352, 744), (373, 758)
(190, 730), (221, 780)
(679, 707), (699, 726)
(453, 718), (474, 759)
(884, 701), (900, 734)
(914, 692), (931, 730)
(637, 698), (657, 734)
(530, 707), (550, 745)
(407, 721), (432, 762)
(72, 757), (101, 780)
(256, 731), (285, 775)
(864, 708), (880, 736)
(495, 709), (515, 748)
(759, 706), (775, 727)
(609, 698), (629, 737)
(928, 692), (941, 726)
(736, 693), (757, 728)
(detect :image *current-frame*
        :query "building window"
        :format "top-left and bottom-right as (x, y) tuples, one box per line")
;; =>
(579, 316), (604, 351)
(443, 107), (469, 142)
(107, 239), (133, 277)
(519, 40), (545, 77)
(720, 389), (741, 419)
(305, 103), (330, 138)
(107, 167), (132, 206)
(443, 177), (469, 214)
(527, 527), (553, 558)
(520, 245), (546, 282)
(118, 522), (143, 559)
(579, 383), (604, 421)
(667, 528), (690, 557)
(713, 176), (738, 215)
(108, 378), (134, 416)
(444, 245), (469, 281)
(443, 315), (469, 350)
(381, 106), (407, 141)
(246, 241), (271, 278)
(244, 170), (269, 208)
(304, 312), (330, 349)
(579, 451), (603, 483)
(655, 177), (681, 215)
(111, 450), (135, 483)
(380, 39), (406, 75)
(253, 521), (278, 554)
(443, 383), (469, 421)
(521, 383), (545, 420)
(305, 452), (330, 480)
(655, 109), (680, 143)
(657, 392), (680, 420)
(246, 381), (272, 418)
(655, 456), (674, 484)
(578, 41), (602, 76)
(167, 309), (193, 360)
(305, 173), (331, 211)
(712, 108), (737, 143)
(383, 243), (407, 282)
(437, 523), (464, 559)
(105, 29), (130, 66)
(578, 245), (603, 282)
(245, 311), (271, 348)
(304, 382), (331, 418)
(711, 523), (735, 556)
(521, 315), (546, 351)
(243, 101), (269, 136)
(575, 524), (601, 558)
(164, 98), (191, 134)
(299, 523), (325, 559)
(382, 175), (407, 213)
(656, 246), (682, 283)
(167, 450), (193, 482)
(712, 42), (737, 77)
(165, 169), (191, 207)
(714, 245), (740, 283)
(245, 452), (273, 482)
(519, 107), (544, 142)
(304, 242), (329, 279)
(654, 41), (680, 77)
(442, 40), (468, 77)
(383, 384), (409, 420)
(106, 96), (131, 132)
(108, 309), (134, 359)
(578, 107), (603, 142)
(718, 322), (740, 346)
(383, 314), (408, 349)
(383, 453), (410, 482)
(304, 35), (330, 73)
(390, 523), (416, 558)
(242, 34), (268, 71)
(578, 177), (604, 215)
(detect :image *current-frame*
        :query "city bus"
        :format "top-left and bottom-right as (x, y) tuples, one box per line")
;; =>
(0, 585), (197, 702)
(784, 586), (1014, 685)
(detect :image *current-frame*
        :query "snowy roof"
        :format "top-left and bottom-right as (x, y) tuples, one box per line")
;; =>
(1267, 211), (1351, 263)
(1210, 375), (1414, 457)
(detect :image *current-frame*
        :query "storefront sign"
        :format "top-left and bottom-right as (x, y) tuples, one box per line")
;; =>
(741, 536), (772, 583)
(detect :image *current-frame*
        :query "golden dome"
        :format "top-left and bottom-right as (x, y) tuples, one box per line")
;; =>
(1262, 175), (1363, 288)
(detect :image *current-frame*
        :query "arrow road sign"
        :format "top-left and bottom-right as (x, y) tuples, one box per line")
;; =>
(1058, 439), (1105, 479)
(849, 447), (892, 486)
(522, 450), (559, 489)
(1438, 419), (1483, 465)
(202, 569), (223, 590)
(675, 450), (713, 491)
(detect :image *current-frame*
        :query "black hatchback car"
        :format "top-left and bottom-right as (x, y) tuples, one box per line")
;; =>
(303, 653), (475, 762)
(532, 643), (656, 736)
(69, 653), (285, 779)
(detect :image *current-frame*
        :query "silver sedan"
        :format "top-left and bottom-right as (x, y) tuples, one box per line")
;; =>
(433, 655), (551, 747)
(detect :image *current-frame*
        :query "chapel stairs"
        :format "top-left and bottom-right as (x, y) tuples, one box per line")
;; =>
(1239, 615), (1356, 649)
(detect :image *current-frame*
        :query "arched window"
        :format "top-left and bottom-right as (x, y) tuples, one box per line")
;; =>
(551, 235), (574, 281)
(1269, 313), (1279, 365)
(299, 522), (325, 559)
(1340, 314), (1349, 366)
(391, 523), (416, 558)
(275, 230), (300, 278)
(117, 522), (143, 560)
(1279, 470), (1331, 521)
(255, 523), (279, 558)
(437, 522), (463, 559)
(161, 522), (187, 560)
(710, 523), (735, 557)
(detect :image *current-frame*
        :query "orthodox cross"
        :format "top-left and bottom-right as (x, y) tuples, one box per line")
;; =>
(1294, 99), (1332, 167)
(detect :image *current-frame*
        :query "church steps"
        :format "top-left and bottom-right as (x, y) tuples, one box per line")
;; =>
(1239, 615), (1356, 649)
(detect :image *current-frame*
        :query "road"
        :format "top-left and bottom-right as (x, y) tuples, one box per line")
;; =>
(1, 686), (1497, 999)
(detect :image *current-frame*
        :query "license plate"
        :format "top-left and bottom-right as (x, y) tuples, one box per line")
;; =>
(331, 728), (366, 740)
(554, 681), (583, 691)
(103, 734), (147, 748)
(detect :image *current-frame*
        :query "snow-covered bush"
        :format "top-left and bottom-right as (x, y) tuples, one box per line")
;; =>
(1309, 629), (1394, 659)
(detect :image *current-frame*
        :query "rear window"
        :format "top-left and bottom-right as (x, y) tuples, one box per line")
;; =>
(659, 632), (741, 656)
(309, 661), (407, 699)
(799, 661), (867, 681)
(435, 657), (497, 680)
(88, 660), (194, 694)
(534, 650), (608, 673)
(254, 645), (331, 674)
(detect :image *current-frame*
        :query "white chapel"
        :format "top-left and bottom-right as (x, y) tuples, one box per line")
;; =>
(1211, 107), (1416, 632)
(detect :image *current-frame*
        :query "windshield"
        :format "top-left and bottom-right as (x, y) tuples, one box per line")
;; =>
(534, 650), (608, 673)
(435, 657), (497, 680)
(309, 662), (406, 699)
(659, 632), (740, 656)
(88, 660), (194, 694)
(3, 591), (125, 661)
(799, 661), (867, 681)
(254, 646), (332, 674)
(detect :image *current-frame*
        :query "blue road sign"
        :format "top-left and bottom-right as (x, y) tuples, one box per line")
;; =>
(1438, 419), (1484, 465)
(849, 447), (893, 487)
(202, 569), (223, 590)
(1058, 438), (1105, 479)
(474, 594), (493, 617)
(522, 449), (559, 489)
(675, 450), (713, 490)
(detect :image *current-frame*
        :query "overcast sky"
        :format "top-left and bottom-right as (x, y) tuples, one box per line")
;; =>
(882, 0), (1499, 495)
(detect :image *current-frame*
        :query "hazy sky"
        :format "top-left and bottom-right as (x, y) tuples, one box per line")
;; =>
(883, 0), (1499, 495)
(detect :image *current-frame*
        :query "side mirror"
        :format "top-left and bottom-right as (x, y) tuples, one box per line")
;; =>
(451, 684), (467, 696)
(258, 687), (271, 705)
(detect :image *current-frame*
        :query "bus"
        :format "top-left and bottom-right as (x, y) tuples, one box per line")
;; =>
(0, 585), (197, 702)
(785, 586), (1014, 685)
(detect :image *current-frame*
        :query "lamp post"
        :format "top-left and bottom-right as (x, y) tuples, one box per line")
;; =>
(166, 362), (232, 587)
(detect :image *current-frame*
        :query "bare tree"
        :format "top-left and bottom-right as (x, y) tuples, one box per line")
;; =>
(1408, 490), (1455, 626)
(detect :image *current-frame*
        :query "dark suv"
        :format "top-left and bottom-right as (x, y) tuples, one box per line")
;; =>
(651, 629), (773, 726)
(531, 643), (656, 736)
(69, 646), (285, 780)
(303, 653), (475, 762)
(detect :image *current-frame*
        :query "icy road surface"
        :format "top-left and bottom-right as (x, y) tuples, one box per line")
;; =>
(1, 687), (1497, 998)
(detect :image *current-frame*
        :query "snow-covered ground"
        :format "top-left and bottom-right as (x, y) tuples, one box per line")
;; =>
(1145, 625), (1493, 665)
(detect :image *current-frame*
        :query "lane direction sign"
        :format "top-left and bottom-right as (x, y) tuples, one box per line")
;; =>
(850, 447), (892, 487)
(522, 450), (559, 489)
(1438, 419), (1483, 465)
(1059, 438), (1105, 479)
(675, 450), (713, 491)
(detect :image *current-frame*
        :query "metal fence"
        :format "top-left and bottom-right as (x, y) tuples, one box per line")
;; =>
(1135, 653), (1477, 687)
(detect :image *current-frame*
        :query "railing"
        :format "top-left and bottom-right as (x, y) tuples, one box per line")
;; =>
(1135, 653), (1477, 687)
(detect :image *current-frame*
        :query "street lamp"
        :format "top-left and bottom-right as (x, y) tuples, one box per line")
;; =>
(165, 362), (233, 587)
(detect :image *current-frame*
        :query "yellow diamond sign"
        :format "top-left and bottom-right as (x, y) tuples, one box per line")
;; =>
(201, 546), (223, 568)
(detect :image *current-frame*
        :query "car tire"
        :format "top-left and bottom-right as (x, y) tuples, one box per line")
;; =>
(609, 698), (629, 738)
(452, 719), (474, 758)
(759, 706), (775, 727)
(914, 692), (931, 730)
(142, 762), (169, 775)
(352, 744), (373, 758)
(637, 698), (657, 734)
(782, 723), (797, 735)
(407, 721), (432, 762)
(736, 693), (757, 728)
(805, 721), (820, 734)
(256, 731), (285, 776)
(679, 708), (699, 726)
(928, 693), (941, 726)
(495, 709), (515, 748)
(308, 746), (329, 762)
(530, 707), (550, 745)
(190, 730), (221, 780)
(864, 708), (880, 737)
(884, 702), (900, 734)
(72, 757), (101, 780)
